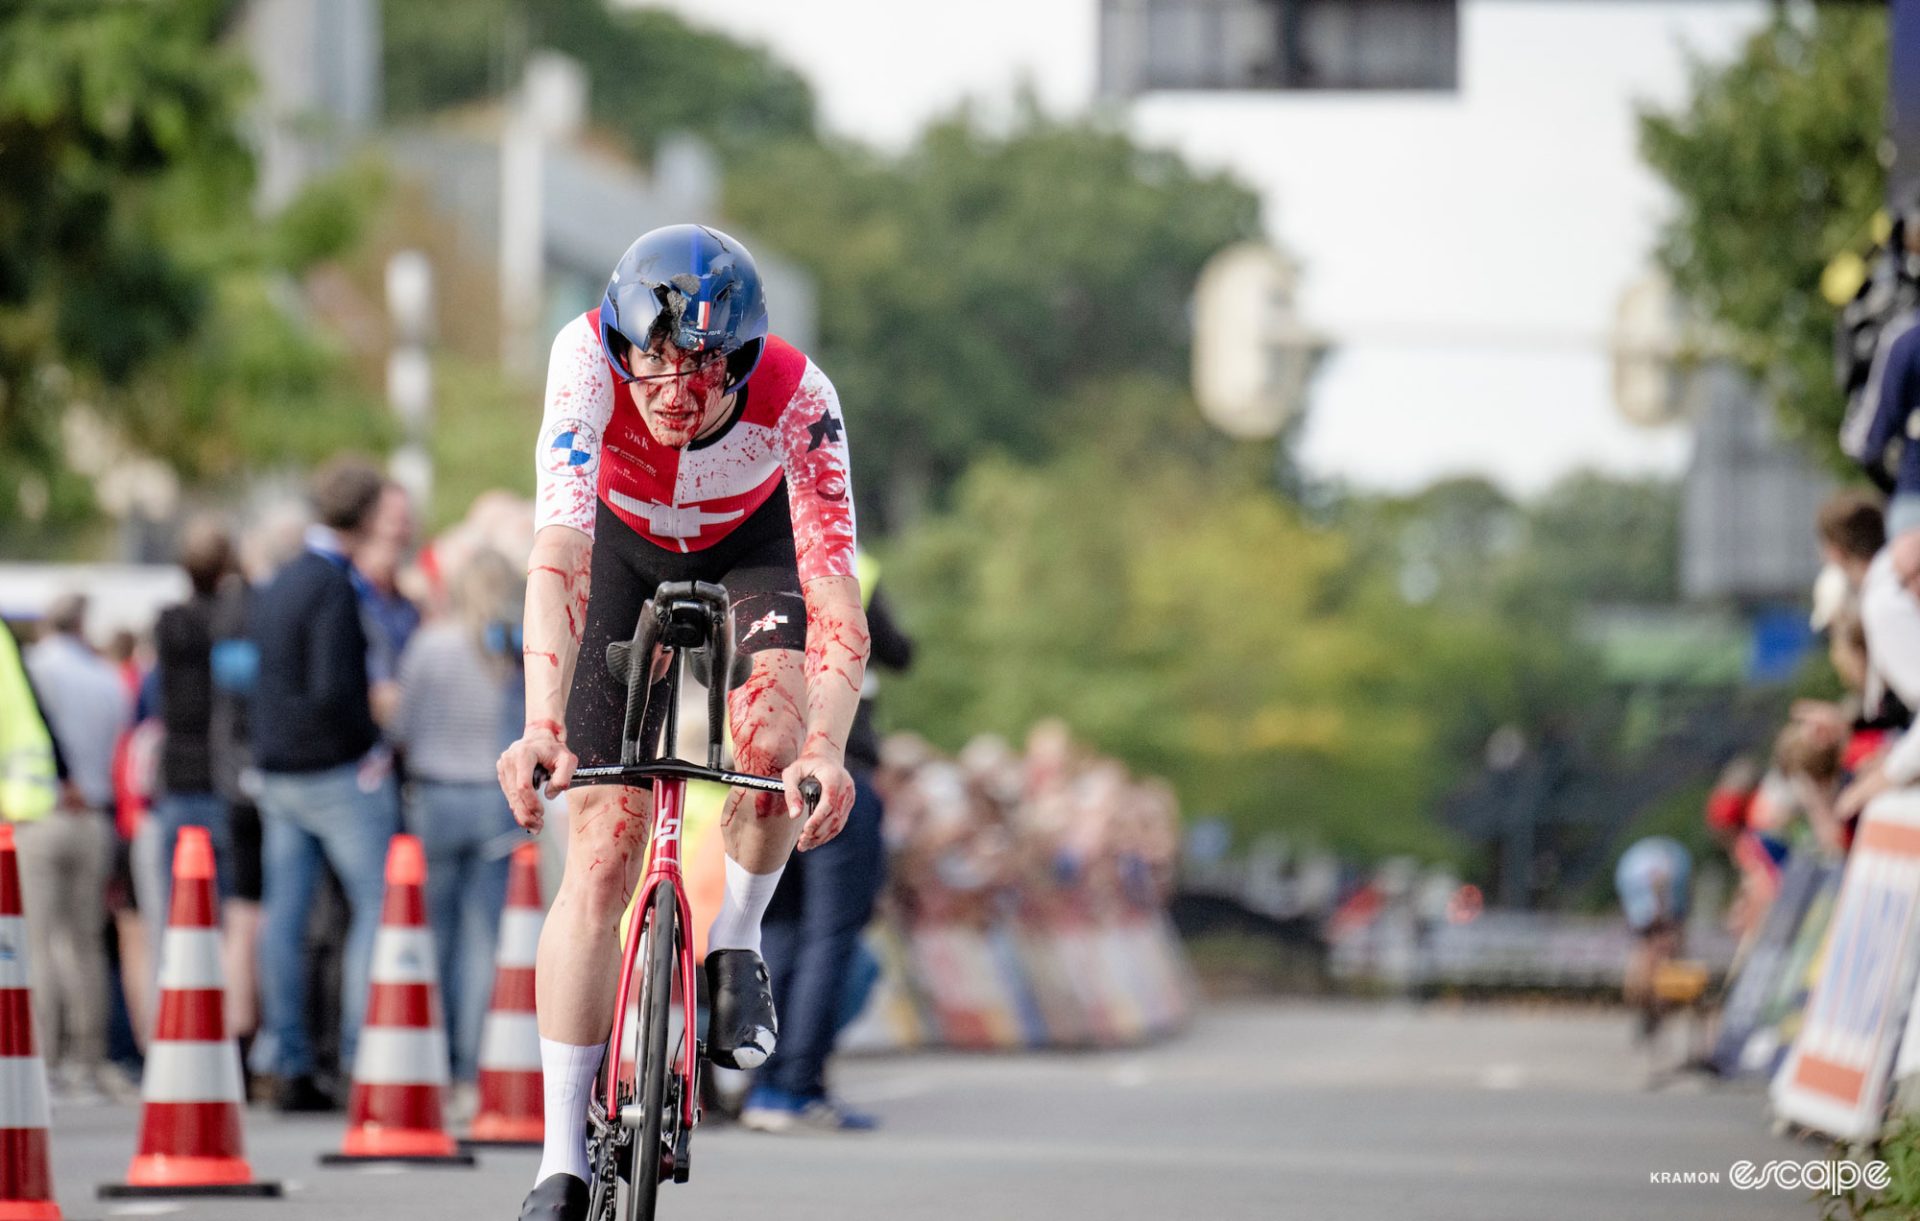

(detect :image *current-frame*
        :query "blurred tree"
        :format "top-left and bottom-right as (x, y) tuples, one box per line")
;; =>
(383, 0), (816, 156)
(883, 378), (1605, 860)
(1639, 5), (1887, 457)
(0, 0), (386, 537)
(728, 104), (1265, 528)
(1338, 471), (1681, 616)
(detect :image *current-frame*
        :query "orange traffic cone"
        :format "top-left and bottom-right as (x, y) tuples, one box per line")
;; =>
(321, 835), (474, 1166)
(99, 826), (280, 1200)
(0, 825), (61, 1221)
(467, 843), (544, 1146)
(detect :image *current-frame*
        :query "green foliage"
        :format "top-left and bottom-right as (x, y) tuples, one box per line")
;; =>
(727, 104), (1265, 526)
(1639, 6), (1887, 454)
(0, 0), (388, 536)
(383, 0), (816, 156)
(1823, 1115), (1920, 1221)
(427, 359), (536, 529)
(883, 378), (1610, 860)
(1338, 471), (1681, 618)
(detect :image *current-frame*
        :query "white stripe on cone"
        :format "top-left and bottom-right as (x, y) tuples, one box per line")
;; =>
(0, 1055), (51, 1127)
(478, 1014), (541, 1071)
(497, 911), (541, 966)
(142, 1040), (245, 1103)
(0, 915), (30, 989)
(370, 929), (438, 985)
(157, 928), (224, 990)
(353, 1028), (451, 1086)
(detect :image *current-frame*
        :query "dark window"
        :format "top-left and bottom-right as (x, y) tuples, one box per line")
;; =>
(1100, 0), (1458, 96)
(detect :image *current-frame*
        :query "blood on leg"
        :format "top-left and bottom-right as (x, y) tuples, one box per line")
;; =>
(721, 649), (806, 866)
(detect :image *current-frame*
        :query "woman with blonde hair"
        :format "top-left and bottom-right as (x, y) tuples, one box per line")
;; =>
(392, 548), (525, 1086)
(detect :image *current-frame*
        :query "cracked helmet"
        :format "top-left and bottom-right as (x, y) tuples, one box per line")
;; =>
(598, 224), (769, 393)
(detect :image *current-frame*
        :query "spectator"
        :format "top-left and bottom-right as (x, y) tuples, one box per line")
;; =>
(0, 619), (60, 824)
(250, 456), (401, 1112)
(1772, 721), (1846, 857)
(1843, 531), (1920, 822)
(1843, 209), (1920, 531)
(1811, 490), (1887, 618)
(746, 553), (913, 1133)
(150, 518), (241, 918)
(20, 594), (131, 1101)
(355, 480), (420, 727)
(390, 549), (522, 1088)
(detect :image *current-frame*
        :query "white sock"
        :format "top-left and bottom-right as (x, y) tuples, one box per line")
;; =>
(706, 854), (785, 956)
(535, 1037), (605, 1187)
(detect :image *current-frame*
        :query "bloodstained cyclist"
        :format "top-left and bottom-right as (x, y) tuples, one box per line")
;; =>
(496, 225), (870, 1221)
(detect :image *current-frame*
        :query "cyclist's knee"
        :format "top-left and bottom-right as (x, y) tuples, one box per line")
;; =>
(561, 787), (648, 911)
(734, 724), (800, 777)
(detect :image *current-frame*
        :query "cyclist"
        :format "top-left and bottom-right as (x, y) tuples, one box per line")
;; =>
(497, 225), (870, 1221)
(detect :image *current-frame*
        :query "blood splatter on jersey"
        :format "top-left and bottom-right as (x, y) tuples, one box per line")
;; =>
(534, 310), (857, 583)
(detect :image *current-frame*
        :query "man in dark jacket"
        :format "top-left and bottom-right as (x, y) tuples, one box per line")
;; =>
(250, 456), (400, 1112)
(744, 552), (913, 1131)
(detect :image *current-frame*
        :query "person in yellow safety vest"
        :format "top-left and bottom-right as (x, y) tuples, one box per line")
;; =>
(0, 620), (59, 824)
(744, 547), (914, 1132)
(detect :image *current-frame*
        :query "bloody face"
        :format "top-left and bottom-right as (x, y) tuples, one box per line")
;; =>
(618, 338), (733, 448)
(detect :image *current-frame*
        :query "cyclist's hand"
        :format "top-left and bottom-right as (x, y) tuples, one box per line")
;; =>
(785, 756), (855, 852)
(498, 724), (576, 833)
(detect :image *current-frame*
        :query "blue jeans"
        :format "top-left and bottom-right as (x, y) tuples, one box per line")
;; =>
(255, 761), (399, 1079)
(150, 792), (234, 920)
(408, 779), (516, 1081)
(758, 770), (886, 1100)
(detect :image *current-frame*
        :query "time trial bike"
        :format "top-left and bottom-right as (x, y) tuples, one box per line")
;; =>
(537, 580), (819, 1221)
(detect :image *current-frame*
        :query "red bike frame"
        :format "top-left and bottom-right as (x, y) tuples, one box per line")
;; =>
(603, 776), (699, 1134)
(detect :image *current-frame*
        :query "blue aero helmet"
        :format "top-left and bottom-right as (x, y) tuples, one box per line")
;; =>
(597, 224), (769, 394)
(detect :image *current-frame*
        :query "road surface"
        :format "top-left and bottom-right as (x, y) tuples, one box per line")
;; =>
(48, 1001), (1821, 1220)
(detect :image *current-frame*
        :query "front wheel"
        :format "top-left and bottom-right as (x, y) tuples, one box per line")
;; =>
(626, 879), (677, 1221)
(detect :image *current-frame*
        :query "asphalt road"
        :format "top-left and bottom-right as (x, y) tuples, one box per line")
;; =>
(46, 1001), (1823, 1221)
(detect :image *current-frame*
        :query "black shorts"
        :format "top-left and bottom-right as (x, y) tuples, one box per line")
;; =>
(566, 489), (808, 767)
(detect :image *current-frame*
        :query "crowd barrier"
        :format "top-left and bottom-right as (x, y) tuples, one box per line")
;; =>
(833, 913), (1194, 1053)
(665, 782), (1196, 1053)
(1722, 790), (1920, 1141)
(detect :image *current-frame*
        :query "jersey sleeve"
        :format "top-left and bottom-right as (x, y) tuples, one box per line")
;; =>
(776, 358), (858, 584)
(533, 313), (616, 538)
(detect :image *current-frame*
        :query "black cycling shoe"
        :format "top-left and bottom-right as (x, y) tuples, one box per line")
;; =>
(706, 948), (778, 1070)
(518, 1173), (590, 1221)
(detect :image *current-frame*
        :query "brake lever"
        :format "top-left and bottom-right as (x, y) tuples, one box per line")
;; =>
(799, 775), (823, 818)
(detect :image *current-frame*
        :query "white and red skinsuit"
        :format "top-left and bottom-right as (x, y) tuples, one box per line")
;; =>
(534, 309), (856, 583)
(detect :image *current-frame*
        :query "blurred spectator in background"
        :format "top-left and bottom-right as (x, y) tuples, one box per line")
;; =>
(1771, 721), (1847, 857)
(21, 594), (130, 1101)
(149, 516), (267, 1058)
(1842, 529), (1920, 825)
(250, 456), (401, 1112)
(746, 552), (913, 1132)
(205, 524), (266, 1062)
(1614, 835), (1691, 1040)
(391, 549), (523, 1089)
(1842, 208), (1920, 532)
(0, 619), (60, 824)
(1816, 489), (1887, 593)
(354, 480), (419, 728)
(151, 518), (241, 918)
